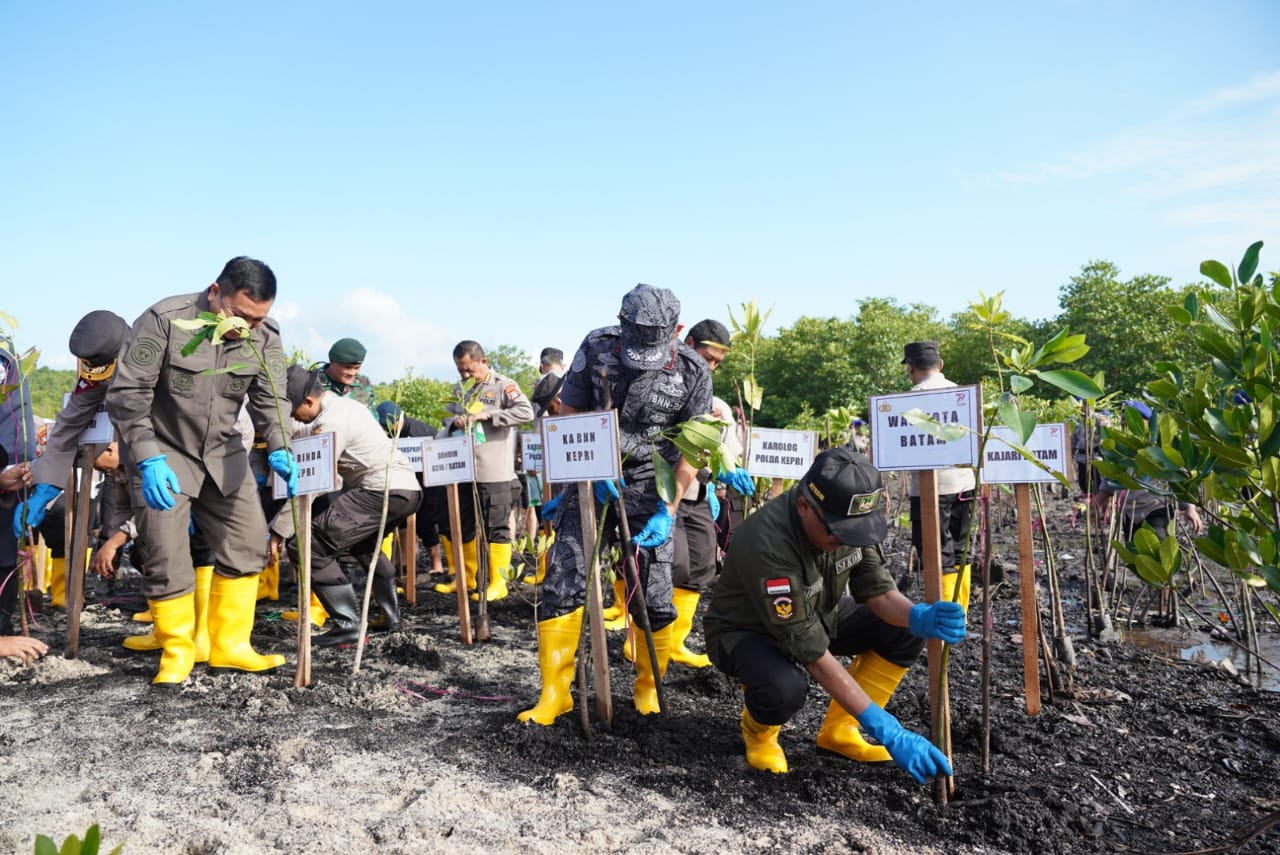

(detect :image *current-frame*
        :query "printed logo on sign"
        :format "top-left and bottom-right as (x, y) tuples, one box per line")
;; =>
(765, 577), (791, 595)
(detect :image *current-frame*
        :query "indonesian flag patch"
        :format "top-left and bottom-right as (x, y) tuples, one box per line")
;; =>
(765, 577), (791, 595)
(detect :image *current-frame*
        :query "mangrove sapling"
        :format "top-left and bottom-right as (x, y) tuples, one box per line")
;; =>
(2, 314), (41, 637)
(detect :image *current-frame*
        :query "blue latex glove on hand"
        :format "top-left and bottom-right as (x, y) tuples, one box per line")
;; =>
(908, 601), (967, 644)
(857, 702), (953, 784)
(593, 477), (624, 506)
(268, 449), (300, 497)
(632, 500), (675, 548)
(707, 489), (721, 522)
(12, 482), (63, 537)
(538, 490), (565, 521)
(717, 466), (755, 496)
(138, 455), (181, 511)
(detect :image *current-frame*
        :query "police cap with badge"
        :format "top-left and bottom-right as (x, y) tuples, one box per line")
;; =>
(70, 310), (130, 382)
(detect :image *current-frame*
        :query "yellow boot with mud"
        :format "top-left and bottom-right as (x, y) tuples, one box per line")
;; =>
(472, 542), (510, 602)
(132, 608), (154, 623)
(602, 578), (628, 630)
(435, 538), (479, 595)
(149, 593), (197, 687)
(48, 556), (67, 608)
(518, 608), (584, 725)
(633, 623), (673, 714)
(207, 574), (285, 672)
(740, 706), (788, 773)
(669, 587), (711, 668)
(815, 651), (909, 763)
(257, 554), (280, 601)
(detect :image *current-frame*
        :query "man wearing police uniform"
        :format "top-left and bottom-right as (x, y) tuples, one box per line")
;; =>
(704, 446), (964, 780)
(432, 341), (534, 603)
(106, 256), (300, 687)
(317, 337), (377, 416)
(13, 310), (130, 608)
(519, 283), (712, 725)
(271, 368), (422, 645)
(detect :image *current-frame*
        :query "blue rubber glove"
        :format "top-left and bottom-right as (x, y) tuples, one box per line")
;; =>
(908, 601), (967, 644)
(707, 489), (721, 522)
(138, 455), (181, 511)
(717, 466), (755, 496)
(632, 500), (674, 548)
(268, 449), (300, 497)
(538, 490), (565, 521)
(12, 482), (63, 537)
(856, 702), (953, 784)
(593, 477), (624, 506)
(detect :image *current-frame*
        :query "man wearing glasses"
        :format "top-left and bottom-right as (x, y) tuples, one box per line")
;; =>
(703, 446), (965, 783)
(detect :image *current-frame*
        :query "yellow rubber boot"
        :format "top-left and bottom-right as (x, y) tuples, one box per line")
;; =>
(945, 564), (972, 614)
(518, 608), (584, 725)
(669, 588), (711, 668)
(472, 542), (510, 602)
(522, 530), (554, 585)
(149, 593), (197, 687)
(49, 557), (67, 608)
(436, 538), (479, 594)
(603, 579), (628, 630)
(206, 574), (285, 672)
(815, 651), (909, 763)
(132, 608), (154, 623)
(193, 565), (212, 663)
(741, 707), (788, 773)
(633, 624), (673, 715)
(281, 592), (329, 627)
(622, 625), (637, 662)
(257, 554), (280, 601)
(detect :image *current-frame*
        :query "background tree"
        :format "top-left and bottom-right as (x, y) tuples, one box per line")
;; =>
(27, 367), (76, 420)
(484, 343), (539, 398)
(941, 304), (1037, 388)
(374, 370), (454, 428)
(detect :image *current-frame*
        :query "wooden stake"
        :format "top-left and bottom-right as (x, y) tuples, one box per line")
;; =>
(1015, 482), (1041, 714)
(63, 444), (102, 659)
(294, 495), (313, 688)
(579, 482), (612, 725)
(919, 470), (954, 801)
(402, 514), (417, 606)
(446, 483), (473, 644)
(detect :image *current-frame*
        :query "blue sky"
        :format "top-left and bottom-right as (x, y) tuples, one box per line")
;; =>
(3, 2), (1277, 383)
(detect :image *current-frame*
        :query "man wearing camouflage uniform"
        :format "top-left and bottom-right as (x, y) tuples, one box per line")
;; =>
(317, 337), (377, 416)
(106, 256), (299, 687)
(519, 283), (712, 724)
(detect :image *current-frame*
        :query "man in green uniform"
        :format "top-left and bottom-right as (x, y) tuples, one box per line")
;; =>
(106, 256), (300, 687)
(317, 337), (377, 416)
(704, 446), (964, 781)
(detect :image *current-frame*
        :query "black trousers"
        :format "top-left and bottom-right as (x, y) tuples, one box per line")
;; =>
(710, 597), (925, 726)
(672, 497), (718, 592)
(308, 488), (422, 586)
(909, 491), (973, 575)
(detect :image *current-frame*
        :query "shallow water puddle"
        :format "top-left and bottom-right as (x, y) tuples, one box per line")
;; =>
(1121, 626), (1280, 692)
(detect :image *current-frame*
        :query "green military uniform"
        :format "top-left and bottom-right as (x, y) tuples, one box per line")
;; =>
(316, 365), (377, 415)
(704, 488), (896, 666)
(107, 290), (289, 600)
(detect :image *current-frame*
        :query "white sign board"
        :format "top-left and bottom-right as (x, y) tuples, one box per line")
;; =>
(273, 432), (338, 499)
(746, 428), (818, 480)
(981, 423), (1070, 485)
(521, 430), (544, 474)
(421, 435), (476, 486)
(541, 411), (621, 484)
(871, 385), (982, 471)
(396, 437), (425, 473)
(63, 392), (114, 445)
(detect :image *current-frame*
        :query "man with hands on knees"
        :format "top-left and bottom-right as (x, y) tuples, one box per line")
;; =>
(704, 446), (964, 780)
(106, 256), (299, 687)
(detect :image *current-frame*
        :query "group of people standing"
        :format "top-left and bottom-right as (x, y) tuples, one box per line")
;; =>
(3, 259), (971, 785)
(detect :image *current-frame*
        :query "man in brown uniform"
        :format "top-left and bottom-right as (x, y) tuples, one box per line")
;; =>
(106, 256), (300, 687)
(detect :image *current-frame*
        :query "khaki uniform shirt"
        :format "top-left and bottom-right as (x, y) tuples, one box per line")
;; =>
(106, 290), (289, 496)
(704, 488), (895, 664)
(445, 370), (533, 484)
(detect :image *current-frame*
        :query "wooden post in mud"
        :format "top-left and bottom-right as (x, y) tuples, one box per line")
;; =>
(445, 483), (474, 644)
(578, 482), (612, 724)
(64, 443), (105, 658)
(295, 494), (313, 688)
(919, 470), (954, 800)
(1015, 482), (1041, 714)
(401, 515), (417, 606)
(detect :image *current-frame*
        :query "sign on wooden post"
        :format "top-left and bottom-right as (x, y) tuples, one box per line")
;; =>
(422, 434), (477, 643)
(744, 428), (817, 481)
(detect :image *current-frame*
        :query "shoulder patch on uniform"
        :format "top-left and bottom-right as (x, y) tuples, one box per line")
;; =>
(129, 336), (162, 367)
(771, 596), (794, 621)
(504, 383), (519, 400)
(765, 577), (791, 595)
(570, 349), (587, 374)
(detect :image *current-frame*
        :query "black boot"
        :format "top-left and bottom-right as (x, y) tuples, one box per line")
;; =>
(368, 573), (401, 632)
(312, 583), (362, 647)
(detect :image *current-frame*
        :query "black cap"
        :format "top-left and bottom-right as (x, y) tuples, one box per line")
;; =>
(687, 319), (731, 351)
(798, 446), (887, 547)
(901, 340), (940, 365)
(618, 283), (680, 370)
(69, 310), (129, 367)
(531, 372), (565, 418)
(285, 365), (321, 412)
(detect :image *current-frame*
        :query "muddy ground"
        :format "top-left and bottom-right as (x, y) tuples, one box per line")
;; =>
(2, 487), (1278, 855)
